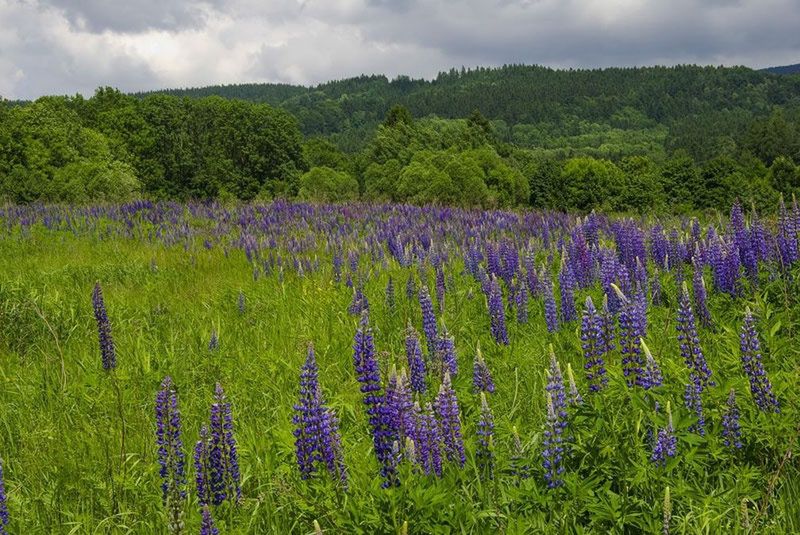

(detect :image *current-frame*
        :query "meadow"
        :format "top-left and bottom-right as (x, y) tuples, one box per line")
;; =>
(0, 200), (797, 534)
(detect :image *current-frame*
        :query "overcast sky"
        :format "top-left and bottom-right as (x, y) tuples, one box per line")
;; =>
(1, 0), (799, 100)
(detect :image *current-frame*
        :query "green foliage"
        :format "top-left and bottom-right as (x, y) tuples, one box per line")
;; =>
(298, 166), (359, 202)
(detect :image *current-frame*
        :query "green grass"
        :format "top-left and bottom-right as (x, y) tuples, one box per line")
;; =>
(0, 216), (798, 534)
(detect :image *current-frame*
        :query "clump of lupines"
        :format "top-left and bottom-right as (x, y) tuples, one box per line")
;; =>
(677, 282), (714, 391)
(475, 393), (495, 480)
(405, 324), (427, 394)
(353, 312), (395, 486)
(200, 506), (219, 535)
(740, 308), (779, 413)
(91, 282), (116, 370)
(0, 456), (8, 534)
(559, 254), (577, 323)
(418, 286), (439, 356)
(155, 377), (186, 532)
(487, 276), (509, 345)
(721, 389), (743, 449)
(472, 342), (495, 394)
(209, 383), (241, 505)
(639, 339), (663, 390)
(437, 325), (458, 378)
(651, 402), (677, 466)
(434, 372), (465, 467)
(580, 297), (608, 392)
(613, 284), (645, 388)
(542, 266), (559, 333)
(293, 344), (347, 488)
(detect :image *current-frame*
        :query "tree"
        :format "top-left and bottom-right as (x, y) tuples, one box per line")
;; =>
(561, 157), (625, 211)
(298, 166), (359, 202)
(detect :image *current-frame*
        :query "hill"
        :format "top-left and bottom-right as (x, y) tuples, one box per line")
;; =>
(762, 63), (800, 75)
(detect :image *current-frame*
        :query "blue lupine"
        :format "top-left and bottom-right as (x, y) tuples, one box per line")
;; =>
(731, 201), (758, 283)
(684, 380), (706, 436)
(413, 401), (443, 477)
(543, 267), (559, 333)
(692, 252), (712, 329)
(651, 402), (677, 466)
(639, 339), (663, 390)
(613, 284), (644, 388)
(434, 373), (465, 467)
(581, 297), (608, 392)
(155, 377), (186, 532)
(348, 285), (369, 316)
(208, 329), (218, 351)
(0, 456), (8, 534)
(237, 291), (246, 314)
(437, 326), (458, 378)
(677, 282), (714, 391)
(92, 282), (117, 370)
(721, 388), (743, 449)
(383, 366), (416, 452)
(488, 276), (509, 345)
(200, 506), (219, 535)
(740, 308), (779, 413)
(209, 383), (241, 505)
(559, 255), (577, 323)
(406, 273), (416, 300)
(542, 391), (565, 488)
(418, 286), (439, 356)
(435, 266), (446, 313)
(472, 343), (495, 394)
(476, 393), (495, 480)
(515, 279), (529, 324)
(405, 325), (427, 394)
(546, 345), (568, 423)
(194, 425), (212, 507)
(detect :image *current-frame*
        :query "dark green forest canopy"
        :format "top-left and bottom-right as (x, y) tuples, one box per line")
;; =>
(2, 64), (800, 210)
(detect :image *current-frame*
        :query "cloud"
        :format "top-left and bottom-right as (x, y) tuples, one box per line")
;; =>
(0, 0), (798, 100)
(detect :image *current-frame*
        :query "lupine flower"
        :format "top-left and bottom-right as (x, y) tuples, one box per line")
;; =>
(566, 363), (582, 406)
(476, 393), (495, 480)
(383, 366), (416, 451)
(731, 201), (758, 283)
(348, 285), (369, 316)
(406, 274), (416, 300)
(353, 312), (395, 486)
(209, 383), (241, 505)
(546, 345), (568, 423)
(542, 391), (565, 488)
(515, 280), (529, 324)
(684, 380), (706, 436)
(651, 268), (663, 307)
(194, 425), (212, 507)
(740, 308), (779, 413)
(559, 254), (577, 323)
(677, 282), (714, 391)
(413, 402), (443, 477)
(418, 286), (439, 356)
(580, 297), (608, 392)
(0, 456), (8, 534)
(437, 326), (458, 378)
(510, 426), (530, 481)
(543, 267), (559, 333)
(237, 291), (246, 314)
(435, 266), (446, 313)
(385, 276), (395, 311)
(613, 284), (644, 388)
(200, 506), (219, 535)
(434, 372), (465, 467)
(487, 276), (509, 345)
(208, 329), (219, 351)
(155, 377), (186, 533)
(692, 252), (712, 329)
(92, 282), (117, 370)
(405, 324), (427, 394)
(472, 342), (495, 394)
(721, 388), (743, 449)
(651, 401), (677, 466)
(639, 339), (663, 390)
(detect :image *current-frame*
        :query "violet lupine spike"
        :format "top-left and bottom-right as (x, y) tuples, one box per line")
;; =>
(209, 383), (241, 506)
(612, 284), (644, 388)
(405, 273), (416, 300)
(639, 339), (663, 390)
(580, 297), (608, 393)
(0, 456), (8, 533)
(692, 251), (712, 329)
(405, 324), (427, 394)
(676, 282), (714, 392)
(740, 308), (779, 413)
(566, 363), (582, 406)
(476, 393), (495, 480)
(200, 506), (219, 535)
(684, 380), (706, 436)
(155, 376), (186, 533)
(487, 276), (509, 345)
(559, 254), (577, 323)
(208, 329), (219, 351)
(194, 425), (212, 507)
(237, 291), (246, 314)
(515, 279), (529, 324)
(731, 201), (758, 283)
(542, 391), (565, 488)
(545, 345), (568, 427)
(542, 267), (559, 333)
(721, 388), (743, 449)
(348, 285), (369, 316)
(319, 407), (347, 489)
(472, 342), (495, 394)
(437, 325), (458, 378)
(92, 282), (117, 370)
(418, 286), (439, 357)
(414, 402), (443, 477)
(434, 372), (466, 468)
(651, 402), (677, 467)
(435, 266), (446, 314)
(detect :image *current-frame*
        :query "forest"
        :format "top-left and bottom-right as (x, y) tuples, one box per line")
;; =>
(1, 64), (800, 211)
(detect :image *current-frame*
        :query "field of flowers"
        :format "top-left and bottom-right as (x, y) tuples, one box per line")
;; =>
(0, 200), (798, 533)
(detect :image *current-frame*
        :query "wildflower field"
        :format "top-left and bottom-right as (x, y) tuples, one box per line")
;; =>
(0, 200), (798, 534)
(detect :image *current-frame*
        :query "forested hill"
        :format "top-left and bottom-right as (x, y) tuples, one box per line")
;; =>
(762, 63), (800, 75)
(137, 65), (800, 150)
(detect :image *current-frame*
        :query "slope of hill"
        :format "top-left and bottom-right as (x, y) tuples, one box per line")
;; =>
(762, 63), (800, 75)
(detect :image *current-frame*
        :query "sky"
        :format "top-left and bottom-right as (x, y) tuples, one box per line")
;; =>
(1, 0), (799, 100)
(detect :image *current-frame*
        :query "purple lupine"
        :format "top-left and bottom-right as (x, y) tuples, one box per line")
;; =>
(684, 380), (706, 436)
(565, 363), (582, 406)
(434, 372), (465, 467)
(542, 267), (559, 333)
(510, 426), (530, 481)
(613, 284), (644, 388)
(677, 282), (714, 391)
(721, 389), (743, 449)
(476, 393), (495, 480)
(559, 254), (577, 323)
(651, 402), (677, 466)
(383, 366), (416, 451)
(472, 343), (495, 394)
(580, 297), (608, 392)
(418, 286), (439, 356)
(651, 268), (663, 307)
(385, 276), (395, 311)
(92, 282), (117, 370)
(545, 345), (568, 429)
(437, 326), (458, 378)
(0, 456), (8, 533)
(155, 377), (186, 532)
(406, 273), (416, 300)
(405, 325), (427, 394)
(435, 266), (446, 313)
(740, 308), (779, 413)
(348, 285), (369, 316)
(692, 251), (712, 329)
(353, 312), (395, 486)
(413, 402), (443, 477)
(731, 201), (757, 283)
(639, 339), (663, 390)
(209, 383), (241, 506)
(194, 425), (212, 507)
(487, 276), (509, 345)
(208, 329), (219, 351)
(200, 506), (219, 535)
(515, 280), (529, 324)
(542, 391), (565, 488)
(237, 291), (246, 314)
